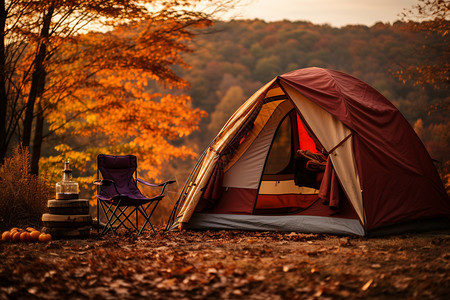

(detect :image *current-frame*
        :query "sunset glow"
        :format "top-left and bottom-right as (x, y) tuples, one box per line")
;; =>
(227, 0), (419, 27)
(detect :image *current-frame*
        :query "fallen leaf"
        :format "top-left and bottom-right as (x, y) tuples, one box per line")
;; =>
(394, 277), (413, 290)
(314, 287), (324, 297)
(361, 279), (373, 291)
(283, 265), (295, 272)
(156, 278), (178, 290)
(207, 267), (218, 275)
(371, 263), (381, 269)
(339, 237), (351, 246)
(180, 265), (194, 273)
(232, 289), (243, 296)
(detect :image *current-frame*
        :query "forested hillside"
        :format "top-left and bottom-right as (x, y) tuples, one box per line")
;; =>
(175, 20), (448, 185)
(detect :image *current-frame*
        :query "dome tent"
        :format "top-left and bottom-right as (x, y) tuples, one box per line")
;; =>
(167, 67), (450, 236)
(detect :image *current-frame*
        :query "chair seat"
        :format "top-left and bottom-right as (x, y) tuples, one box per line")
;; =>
(96, 194), (164, 206)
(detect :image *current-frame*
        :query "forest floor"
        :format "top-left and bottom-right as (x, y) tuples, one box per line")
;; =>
(0, 228), (449, 299)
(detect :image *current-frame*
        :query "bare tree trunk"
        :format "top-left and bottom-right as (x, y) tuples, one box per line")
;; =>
(22, 4), (54, 174)
(22, 4), (54, 148)
(0, 0), (7, 163)
(30, 103), (44, 175)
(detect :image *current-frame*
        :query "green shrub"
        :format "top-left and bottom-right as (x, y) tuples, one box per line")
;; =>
(0, 146), (51, 231)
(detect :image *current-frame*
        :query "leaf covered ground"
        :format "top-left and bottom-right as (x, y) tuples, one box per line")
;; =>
(1, 228), (449, 299)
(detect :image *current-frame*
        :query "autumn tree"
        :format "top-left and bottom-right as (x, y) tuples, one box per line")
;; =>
(396, 0), (449, 89)
(1, 0), (132, 169)
(0, 0), (235, 175)
(395, 0), (449, 193)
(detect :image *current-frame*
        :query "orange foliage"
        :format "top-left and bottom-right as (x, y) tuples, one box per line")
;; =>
(3, 0), (232, 182)
(37, 6), (211, 185)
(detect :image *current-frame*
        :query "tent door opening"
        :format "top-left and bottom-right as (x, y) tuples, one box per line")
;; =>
(254, 109), (327, 214)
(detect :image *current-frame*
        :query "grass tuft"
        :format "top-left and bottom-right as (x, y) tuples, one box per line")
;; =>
(0, 146), (52, 231)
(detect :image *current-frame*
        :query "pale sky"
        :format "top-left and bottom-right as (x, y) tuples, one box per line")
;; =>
(225, 0), (419, 27)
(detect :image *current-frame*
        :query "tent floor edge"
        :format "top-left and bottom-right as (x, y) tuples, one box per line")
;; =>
(366, 217), (450, 237)
(185, 213), (365, 236)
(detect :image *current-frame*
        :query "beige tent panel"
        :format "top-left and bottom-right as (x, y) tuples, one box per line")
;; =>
(259, 180), (318, 195)
(223, 100), (294, 189)
(265, 85), (284, 98)
(224, 82), (287, 172)
(281, 83), (364, 224)
(329, 136), (364, 221)
(224, 100), (284, 173)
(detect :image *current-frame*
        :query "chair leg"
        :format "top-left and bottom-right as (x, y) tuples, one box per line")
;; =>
(99, 199), (162, 236)
(98, 200), (136, 235)
(109, 206), (139, 232)
(97, 198), (100, 233)
(99, 200), (119, 235)
(136, 205), (154, 236)
(137, 200), (161, 236)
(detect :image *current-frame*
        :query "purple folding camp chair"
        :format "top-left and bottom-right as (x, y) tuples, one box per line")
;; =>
(94, 154), (175, 236)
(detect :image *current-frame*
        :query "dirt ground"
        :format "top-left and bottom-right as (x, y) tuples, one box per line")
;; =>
(1, 228), (449, 299)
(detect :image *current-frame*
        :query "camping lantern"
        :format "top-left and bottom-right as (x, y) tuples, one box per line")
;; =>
(43, 160), (91, 239)
(55, 161), (79, 200)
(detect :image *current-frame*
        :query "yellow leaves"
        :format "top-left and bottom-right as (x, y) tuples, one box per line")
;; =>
(86, 114), (97, 124)
(54, 144), (73, 153)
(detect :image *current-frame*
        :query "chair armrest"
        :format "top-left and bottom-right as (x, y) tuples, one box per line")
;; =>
(136, 179), (176, 187)
(94, 179), (114, 186)
(136, 178), (161, 187)
(94, 179), (120, 194)
(136, 179), (176, 195)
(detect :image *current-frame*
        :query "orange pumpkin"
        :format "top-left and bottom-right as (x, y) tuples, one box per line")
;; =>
(38, 233), (52, 243)
(29, 231), (41, 242)
(12, 232), (21, 242)
(1, 231), (11, 241)
(20, 232), (30, 242)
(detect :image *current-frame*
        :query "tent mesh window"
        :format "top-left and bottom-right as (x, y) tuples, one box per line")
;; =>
(263, 114), (293, 175)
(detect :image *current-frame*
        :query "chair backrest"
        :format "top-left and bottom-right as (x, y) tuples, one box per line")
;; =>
(97, 154), (145, 199)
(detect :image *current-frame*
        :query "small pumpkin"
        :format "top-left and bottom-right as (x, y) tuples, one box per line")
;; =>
(38, 233), (52, 243)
